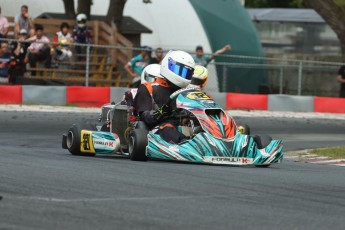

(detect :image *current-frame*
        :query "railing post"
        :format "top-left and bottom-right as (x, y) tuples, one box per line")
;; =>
(222, 64), (227, 92)
(279, 67), (283, 94)
(85, 44), (90, 87)
(297, 61), (303, 96)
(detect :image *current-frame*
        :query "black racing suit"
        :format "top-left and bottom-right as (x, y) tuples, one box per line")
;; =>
(133, 78), (186, 143)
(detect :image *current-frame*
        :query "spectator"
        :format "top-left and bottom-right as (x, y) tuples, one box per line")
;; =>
(0, 41), (11, 83)
(53, 22), (73, 62)
(0, 7), (9, 37)
(73, 13), (91, 61)
(14, 5), (34, 38)
(193, 44), (231, 67)
(149, 47), (164, 64)
(27, 24), (52, 76)
(125, 46), (152, 87)
(336, 65), (345, 98)
(8, 29), (29, 84)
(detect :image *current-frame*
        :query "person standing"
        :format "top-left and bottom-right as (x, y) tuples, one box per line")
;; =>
(0, 41), (11, 83)
(73, 14), (91, 61)
(336, 65), (345, 98)
(14, 5), (34, 38)
(125, 46), (152, 87)
(0, 7), (9, 37)
(8, 29), (29, 84)
(149, 47), (164, 64)
(193, 44), (231, 67)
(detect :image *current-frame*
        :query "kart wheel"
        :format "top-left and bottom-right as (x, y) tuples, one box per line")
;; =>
(238, 124), (250, 135)
(62, 133), (67, 149)
(255, 164), (270, 168)
(128, 129), (148, 161)
(66, 124), (95, 156)
(253, 134), (272, 149)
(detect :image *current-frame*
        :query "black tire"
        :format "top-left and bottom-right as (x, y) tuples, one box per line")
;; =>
(252, 134), (272, 149)
(128, 129), (148, 161)
(66, 124), (95, 156)
(238, 124), (250, 135)
(62, 133), (67, 149)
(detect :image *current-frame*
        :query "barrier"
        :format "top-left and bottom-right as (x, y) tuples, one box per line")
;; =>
(227, 93), (268, 110)
(66, 86), (110, 107)
(268, 94), (314, 112)
(22, 86), (66, 106)
(314, 96), (345, 113)
(0, 85), (22, 104)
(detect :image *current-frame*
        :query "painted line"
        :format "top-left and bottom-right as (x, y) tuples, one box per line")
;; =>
(8, 194), (228, 203)
(309, 159), (345, 164)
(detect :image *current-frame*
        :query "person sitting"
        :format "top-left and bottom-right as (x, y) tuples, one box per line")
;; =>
(0, 41), (11, 83)
(8, 29), (29, 84)
(53, 22), (73, 62)
(0, 7), (9, 38)
(133, 50), (195, 144)
(189, 65), (209, 90)
(27, 24), (53, 76)
(73, 13), (91, 62)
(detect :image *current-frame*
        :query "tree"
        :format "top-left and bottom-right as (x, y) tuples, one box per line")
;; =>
(62, 0), (151, 32)
(245, 0), (308, 8)
(304, 0), (345, 60)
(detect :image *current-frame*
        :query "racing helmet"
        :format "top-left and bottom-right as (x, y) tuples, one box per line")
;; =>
(141, 64), (161, 83)
(189, 65), (208, 90)
(160, 50), (195, 89)
(76, 13), (87, 28)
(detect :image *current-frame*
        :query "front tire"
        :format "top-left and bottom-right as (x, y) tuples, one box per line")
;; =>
(66, 124), (95, 156)
(128, 129), (148, 161)
(252, 134), (272, 149)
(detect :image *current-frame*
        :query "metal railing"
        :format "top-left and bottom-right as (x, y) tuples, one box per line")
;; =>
(0, 37), (343, 96)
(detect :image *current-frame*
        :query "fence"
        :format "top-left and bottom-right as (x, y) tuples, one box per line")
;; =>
(0, 37), (343, 96)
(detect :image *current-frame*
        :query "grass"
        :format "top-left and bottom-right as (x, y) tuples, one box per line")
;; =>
(310, 146), (345, 159)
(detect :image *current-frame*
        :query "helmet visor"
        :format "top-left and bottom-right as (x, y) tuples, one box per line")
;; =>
(144, 72), (156, 82)
(168, 58), (194, 80)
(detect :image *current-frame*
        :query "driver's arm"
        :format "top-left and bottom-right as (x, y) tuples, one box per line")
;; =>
(133, 84), (160, 125)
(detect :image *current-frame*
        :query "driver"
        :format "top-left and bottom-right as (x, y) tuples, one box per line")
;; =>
(133, 50), (195, 143)
(122, 64), (161, 106)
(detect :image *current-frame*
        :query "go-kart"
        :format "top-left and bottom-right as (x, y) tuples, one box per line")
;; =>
(62, 88), (283, 167)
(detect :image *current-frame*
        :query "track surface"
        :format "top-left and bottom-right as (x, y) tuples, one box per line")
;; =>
(1, 110), (345, 230)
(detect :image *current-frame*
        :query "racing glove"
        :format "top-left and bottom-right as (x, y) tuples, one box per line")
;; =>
(153, 104), (172, 121)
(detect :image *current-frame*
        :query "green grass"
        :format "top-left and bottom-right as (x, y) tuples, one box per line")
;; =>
(310, 146), (345, 159)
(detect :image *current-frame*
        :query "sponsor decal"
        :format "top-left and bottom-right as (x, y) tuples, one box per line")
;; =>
(204, 156), (253, 165)
(187, 92), (211, 100)
(93, 139), (116, 150)
(80, 130), (95, 153)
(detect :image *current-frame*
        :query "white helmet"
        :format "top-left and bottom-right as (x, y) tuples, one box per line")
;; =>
(141, 64), (161, 83)
(160, 50), (195, 89)
(76, 13), (87, 28)
(189, 65), (209, 90)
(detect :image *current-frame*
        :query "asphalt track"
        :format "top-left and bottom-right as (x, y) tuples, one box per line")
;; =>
(1, 110), (345, 230)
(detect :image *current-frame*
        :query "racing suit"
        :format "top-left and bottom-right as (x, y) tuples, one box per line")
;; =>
(133, 77), (186, 143)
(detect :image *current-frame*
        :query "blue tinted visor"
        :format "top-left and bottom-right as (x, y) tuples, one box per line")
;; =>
(168, 58), (194, 80)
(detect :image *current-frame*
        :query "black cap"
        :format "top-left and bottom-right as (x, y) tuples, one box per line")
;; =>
(196, 45), (203, 51)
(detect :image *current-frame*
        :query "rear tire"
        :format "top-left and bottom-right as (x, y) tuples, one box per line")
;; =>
(252, 134), (272, 149)
(128, 129), (148, 161)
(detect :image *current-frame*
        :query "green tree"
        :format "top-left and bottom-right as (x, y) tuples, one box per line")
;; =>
(245, 0), (308, 8)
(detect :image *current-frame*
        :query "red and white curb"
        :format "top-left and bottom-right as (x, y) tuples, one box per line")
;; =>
(284, 152), (345, 167)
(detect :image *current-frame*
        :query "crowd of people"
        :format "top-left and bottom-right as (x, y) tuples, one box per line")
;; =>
(0, 5), (92, 84)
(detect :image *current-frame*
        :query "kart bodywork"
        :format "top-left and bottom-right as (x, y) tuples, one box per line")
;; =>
(62, 88), (283, 167)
